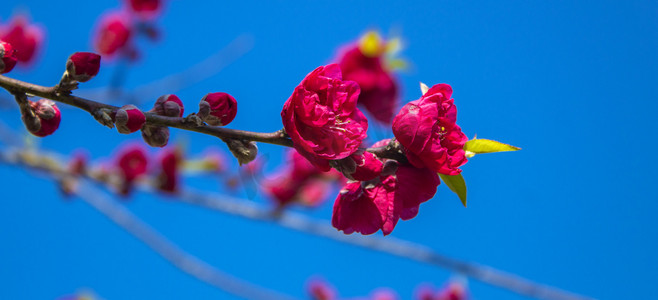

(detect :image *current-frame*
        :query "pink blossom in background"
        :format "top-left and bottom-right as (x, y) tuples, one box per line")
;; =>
(0, 15), (44, 65)
(94, 12), (132, 57)
(392, 83), (468, 175)
(116, 144), (148, 195)
(336, 32), (399, 124)
(281, 64), (368, 171)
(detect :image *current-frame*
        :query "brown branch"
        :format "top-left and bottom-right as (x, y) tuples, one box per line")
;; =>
(0, 74), (294, 147)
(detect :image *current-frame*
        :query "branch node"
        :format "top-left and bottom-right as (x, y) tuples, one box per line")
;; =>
(224, 138), (258, 166)
(93, 108), (115, 129)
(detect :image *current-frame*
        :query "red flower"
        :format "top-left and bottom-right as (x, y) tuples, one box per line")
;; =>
(29, 99), (61, 137)
(392, 84), (468, 175)
(281, 64), (368, 170)
(338, 46), (398, 124)
(94, 12), (132, 57)
(331, 139), (440, 235)
(156, 148), (180, 193)
(115, 104), (146, 134)
(126, 0), (162, 20)
(198, 92), (237, 126)
(0, 41), (17, 74)
(66, 52), (101, 82)
(0, 15), (44, 65)
(116, 144), (149, 195)
(332, 176), (398, 235)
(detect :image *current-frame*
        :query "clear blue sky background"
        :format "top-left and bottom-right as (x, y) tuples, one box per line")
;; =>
(1, 1), (657, 299)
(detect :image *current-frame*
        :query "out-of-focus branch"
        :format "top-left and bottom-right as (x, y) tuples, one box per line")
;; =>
(175, 190), (593, 300)
(0, 137), (592, 300)
(0, 150), (297, 300)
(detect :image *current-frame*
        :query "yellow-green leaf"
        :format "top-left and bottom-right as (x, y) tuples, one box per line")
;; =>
(464, 138), (521, 158)
(439, 173), (467, 207)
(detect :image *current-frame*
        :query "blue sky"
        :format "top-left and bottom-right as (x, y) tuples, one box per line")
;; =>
(1, 0), (657, 299)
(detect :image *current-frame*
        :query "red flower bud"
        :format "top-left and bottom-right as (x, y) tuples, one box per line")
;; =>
(29, 99), (61, 137)
(0, 15), (44, 65)
(115, 104), (146, 134)
(307, 279), (336, 300)
(152, 94), (184, 117)
(0, 41), (18, 74)
(141, 125), (169, 147)
(126, 0), (162, 20)
(66, 52), (101, 82)
(198, 92), (237, 126)
(94, 12), (132, 57)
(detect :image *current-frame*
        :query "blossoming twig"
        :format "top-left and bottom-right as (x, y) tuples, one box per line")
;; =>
(0, 150), (297, 300)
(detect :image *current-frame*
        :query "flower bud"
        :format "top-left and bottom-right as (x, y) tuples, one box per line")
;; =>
(0, 41), (17, 74)
(115, 105), (146, 134)
(152, 94), (184, 117)
(66, 52), (101, 82)
(156, 148), (180, 193)
(141, 125), (169, 147)
(29, 99), (61, 137)
(198, 92), (237, 126)
(0, 15), (43, 65)
(116, 144), (149, 195)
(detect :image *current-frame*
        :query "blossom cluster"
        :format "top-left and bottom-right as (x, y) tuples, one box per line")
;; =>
(282, 61), (468, 235)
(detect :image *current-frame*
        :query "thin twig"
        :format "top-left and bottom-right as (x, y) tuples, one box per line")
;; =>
(0, 74), (293, 147)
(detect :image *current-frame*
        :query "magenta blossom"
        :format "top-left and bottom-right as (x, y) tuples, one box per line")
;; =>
(116, 144), (149, 195)
(94, 12), (132, 57)
(198, 92), (237, 126)
(281, 64), (368, 171)
(0, 15), (44, 65)
(332, 139), (440, 235)
(392, 84), (468, 175)
(156, 148), (180, 193)
(29, 99), (61, 137)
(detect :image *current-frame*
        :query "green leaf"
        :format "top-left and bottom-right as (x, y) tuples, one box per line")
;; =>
(439, 173), (467, 207)
(464, 138), (521, 158)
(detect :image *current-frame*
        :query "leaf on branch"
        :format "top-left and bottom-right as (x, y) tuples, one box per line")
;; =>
(420, 82), (429, 95)
(464, 137), (521, 158)
(439, 173), (467, 207)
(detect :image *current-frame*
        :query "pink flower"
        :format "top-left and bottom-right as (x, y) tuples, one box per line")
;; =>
(66, 52), (101, 82)
(0, 15), (44, 65)
(392, 84), (468, 175)
(281, 64), (368, 170)
(263, 149), (335, 207)
(332, 139), (440, 235)
(307, 279), (336, 300)
(338, 46), (398, 124)
(156, 148), (180, 193)
(198, 92), (237, 126)
(94, 12), (132, 57)
(0, 41), (17, 74)
(30, 99), (61, 137)
(126, 0), (162, 20)
(151, 94), (184, 117)
(332, 176), (398, 235)
(116, 144), (149, 195)
(346, 151), (383, 181)
(115, 104), (146, 134)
